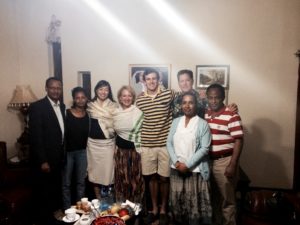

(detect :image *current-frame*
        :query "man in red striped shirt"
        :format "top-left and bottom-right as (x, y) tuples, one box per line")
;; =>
(205, 83), (244, 225)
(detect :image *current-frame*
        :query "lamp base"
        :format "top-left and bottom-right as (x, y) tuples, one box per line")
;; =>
(17, 144), (30, 163)
(17, 127), (30, 163)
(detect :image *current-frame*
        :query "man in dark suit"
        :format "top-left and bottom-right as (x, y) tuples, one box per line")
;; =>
(29, 77), (65, 225)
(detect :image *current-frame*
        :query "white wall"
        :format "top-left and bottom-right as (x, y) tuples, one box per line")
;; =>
(0, 0), (299, 188)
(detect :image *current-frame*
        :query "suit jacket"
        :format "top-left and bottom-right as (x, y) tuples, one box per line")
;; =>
(29, 96), (66, 169)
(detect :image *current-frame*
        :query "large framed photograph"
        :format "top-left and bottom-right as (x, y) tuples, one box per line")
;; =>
(196, 65), (229, 89)
(129, 64), (171, 95)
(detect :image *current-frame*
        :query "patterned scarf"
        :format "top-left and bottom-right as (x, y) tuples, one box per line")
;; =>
(113, 105), (143, 151)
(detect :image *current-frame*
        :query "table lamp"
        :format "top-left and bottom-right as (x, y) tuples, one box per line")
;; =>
(7, 85), (37, 162)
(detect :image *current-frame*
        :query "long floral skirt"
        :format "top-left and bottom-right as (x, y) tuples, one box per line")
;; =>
(170, 169), (212, 225)
(114, 147), (145, 203)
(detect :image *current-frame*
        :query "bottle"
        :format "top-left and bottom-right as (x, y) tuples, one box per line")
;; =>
(107, 186), (114, 206)
(100, 186), (109, 211)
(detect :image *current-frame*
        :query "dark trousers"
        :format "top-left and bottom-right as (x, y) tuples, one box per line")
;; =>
(32, 167), (62, 224)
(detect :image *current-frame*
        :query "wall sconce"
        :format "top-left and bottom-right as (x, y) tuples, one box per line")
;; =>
(7, 85), (37, 162)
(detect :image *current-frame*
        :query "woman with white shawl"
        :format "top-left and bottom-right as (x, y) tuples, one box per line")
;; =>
(87, 80), (117, 199)
(113, 85), (144, 203)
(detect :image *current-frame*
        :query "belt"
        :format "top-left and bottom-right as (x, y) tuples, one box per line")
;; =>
(210, 151), (232, 160)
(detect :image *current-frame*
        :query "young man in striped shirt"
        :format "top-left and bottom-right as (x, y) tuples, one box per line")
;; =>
(205, 83), (244, 225)
(136, 68), (175, 225)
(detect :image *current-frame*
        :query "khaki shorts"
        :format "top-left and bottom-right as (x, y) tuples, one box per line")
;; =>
(140, 146), (170, 177)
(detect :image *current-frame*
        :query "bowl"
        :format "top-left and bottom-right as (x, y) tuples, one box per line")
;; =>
(92, 216), (125, 225)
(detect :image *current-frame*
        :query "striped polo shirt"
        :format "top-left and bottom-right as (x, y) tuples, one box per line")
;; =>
(205, 106), (243, 156)
(136, 89), (175, 147)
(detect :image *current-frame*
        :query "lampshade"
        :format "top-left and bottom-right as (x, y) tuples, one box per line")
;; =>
(8, 85), (37, 109)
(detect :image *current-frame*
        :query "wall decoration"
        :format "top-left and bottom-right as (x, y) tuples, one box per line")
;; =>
(78, 71), (91, 100)
(196, 65), (229, 89)
(129, 64), (171, 95)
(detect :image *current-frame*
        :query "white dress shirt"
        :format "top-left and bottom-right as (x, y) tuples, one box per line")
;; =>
(172, 115), (200, 172)
(47, 96), (64, 140)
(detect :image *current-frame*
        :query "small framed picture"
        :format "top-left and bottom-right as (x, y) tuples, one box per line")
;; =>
(129, 64), (171, 96)
(196, 65), (229, 89)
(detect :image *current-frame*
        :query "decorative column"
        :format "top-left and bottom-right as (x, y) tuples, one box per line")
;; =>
(294, 50), (300, 191)
(46, 15), (64, 102)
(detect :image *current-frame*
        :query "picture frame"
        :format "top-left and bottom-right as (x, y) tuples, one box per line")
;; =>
(129, 64), (171, 96)
(196, 65), (229, 89)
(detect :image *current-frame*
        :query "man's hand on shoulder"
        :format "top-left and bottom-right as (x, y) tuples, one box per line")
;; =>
(227, 103), (238, 114)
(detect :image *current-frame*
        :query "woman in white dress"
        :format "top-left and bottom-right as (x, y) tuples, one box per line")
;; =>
(87, 80), (117, 199)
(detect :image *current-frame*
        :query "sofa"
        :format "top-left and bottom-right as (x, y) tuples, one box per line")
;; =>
(240, 189), (300, 225)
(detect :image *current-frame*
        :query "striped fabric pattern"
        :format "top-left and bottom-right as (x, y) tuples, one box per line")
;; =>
(205, 107), (243, 154)
(136, 89), (175, 147)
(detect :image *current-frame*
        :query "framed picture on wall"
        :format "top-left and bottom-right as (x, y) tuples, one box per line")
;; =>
(196, 65), (229, 89)
(129, 64), (171, 95)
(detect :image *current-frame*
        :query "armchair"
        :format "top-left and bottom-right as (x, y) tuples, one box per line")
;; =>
(0, 141), (32, 225)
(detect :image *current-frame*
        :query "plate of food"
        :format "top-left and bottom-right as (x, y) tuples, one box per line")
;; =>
(92, 216), (125, 225)
(74, 214), (94, 225)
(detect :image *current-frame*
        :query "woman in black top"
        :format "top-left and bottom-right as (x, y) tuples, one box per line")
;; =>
(62, 87), (89, 210)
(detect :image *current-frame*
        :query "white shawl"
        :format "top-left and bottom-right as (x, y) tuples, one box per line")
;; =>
(113, 105), (143, 150)
(87, 98), (117, 139)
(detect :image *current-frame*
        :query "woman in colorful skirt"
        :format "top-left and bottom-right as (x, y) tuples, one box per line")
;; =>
(167, 91), (212, 225)
(113, 85), (144, 203)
